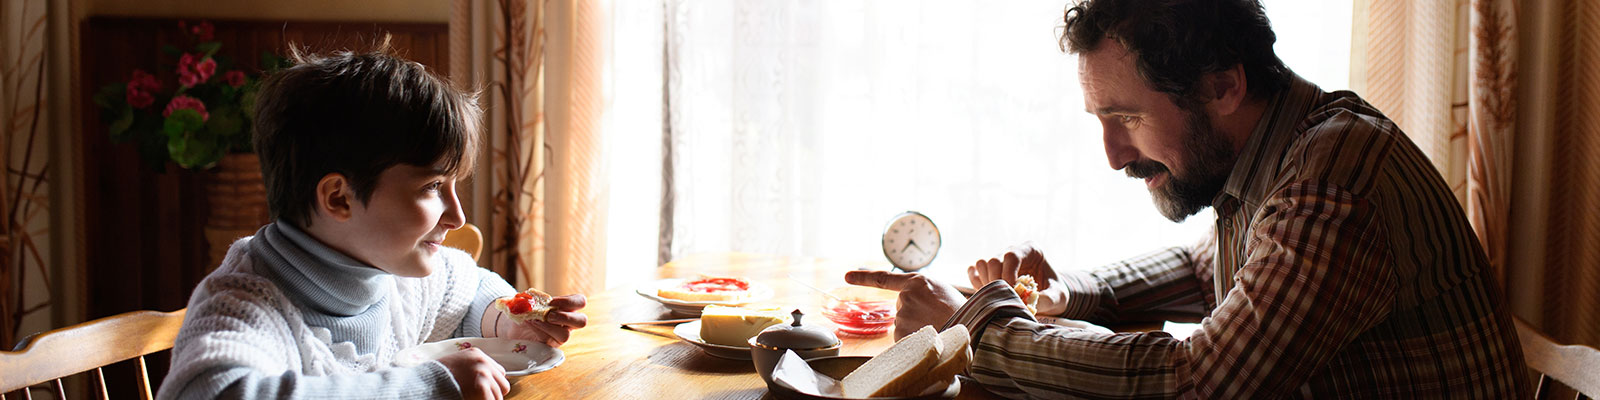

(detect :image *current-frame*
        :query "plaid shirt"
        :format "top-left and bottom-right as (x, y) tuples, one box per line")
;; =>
(946, 76), (1530, 399)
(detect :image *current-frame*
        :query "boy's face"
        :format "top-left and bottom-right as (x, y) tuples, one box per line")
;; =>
(338, 164), (465, 277)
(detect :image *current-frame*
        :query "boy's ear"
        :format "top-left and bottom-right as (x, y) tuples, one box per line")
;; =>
(315, 173), (355, 222)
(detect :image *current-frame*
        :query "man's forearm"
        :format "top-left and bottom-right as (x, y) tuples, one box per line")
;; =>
(1058, 246), (1209, 323)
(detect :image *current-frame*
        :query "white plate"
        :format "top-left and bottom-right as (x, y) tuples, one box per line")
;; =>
(636, 278), (775, 317)
(673, 320), (754, 360)
(395, 337), (564, 376)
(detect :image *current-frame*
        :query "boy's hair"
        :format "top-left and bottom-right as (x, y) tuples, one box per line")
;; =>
(1060, 0), (1292, 103)
(253, 39), (481, 227)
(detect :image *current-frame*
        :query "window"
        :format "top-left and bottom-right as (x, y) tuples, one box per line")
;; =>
(604, 0), (1353, 289)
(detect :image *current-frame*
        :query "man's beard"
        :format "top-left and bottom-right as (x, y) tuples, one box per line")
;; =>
(1123, 104), (1237, 222)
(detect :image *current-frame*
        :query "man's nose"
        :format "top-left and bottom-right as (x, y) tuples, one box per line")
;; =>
(1103, 125), (1137, 170)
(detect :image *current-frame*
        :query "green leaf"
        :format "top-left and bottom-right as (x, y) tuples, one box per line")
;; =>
(206, 106), (243, 137)
(93, 84), (125, 109)
(172, 129), (225, 169)
(161, 44), (182, 56)
(196, 41), (222, 56)
(260, 52), (289, 71)
(163, 109), (205, 139)
(163, 109), (230, 169)
(241, 89), (258, 120)
(108, 104), (135, 141)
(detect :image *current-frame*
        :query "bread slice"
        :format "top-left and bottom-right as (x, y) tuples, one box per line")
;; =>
(926, 324), (971, 380)
(840, 325), (940, 398)
(493, 288), (553, 323)
(1013, 275), (1039, 314)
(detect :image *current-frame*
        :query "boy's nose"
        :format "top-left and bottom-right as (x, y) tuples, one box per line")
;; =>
(440, 188), (466, 230)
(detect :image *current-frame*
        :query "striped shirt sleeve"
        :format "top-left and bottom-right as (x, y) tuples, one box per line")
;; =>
(1055, 237), (1214, 323)
(947, 181), (1397, 398)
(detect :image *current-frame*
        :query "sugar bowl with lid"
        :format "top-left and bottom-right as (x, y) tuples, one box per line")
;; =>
(748, 309), (842, 382)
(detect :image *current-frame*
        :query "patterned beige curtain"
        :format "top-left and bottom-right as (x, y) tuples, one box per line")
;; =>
(1537, 0), (1600, 348)
(0, 0), (57, 347)
(1354, 0), (1598, 348)
(451, 0), (607, 295)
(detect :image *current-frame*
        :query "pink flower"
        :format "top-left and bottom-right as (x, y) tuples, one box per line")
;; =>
(195, 57), (217, 82)
(223, 70), (246, 88)
(177, 53), (216, 87)
(125, 70), (161, 109)
(163, 95), (209, 122)
(190, 21), (214, 42)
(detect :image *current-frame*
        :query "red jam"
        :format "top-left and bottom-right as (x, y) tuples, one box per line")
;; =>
(681, 277), (750, 293)
(507, 296), (532, 314)
(823, 301), (896, 336)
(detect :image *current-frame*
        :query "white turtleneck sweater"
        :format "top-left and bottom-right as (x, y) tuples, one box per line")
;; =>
(157, 222), (515, 399)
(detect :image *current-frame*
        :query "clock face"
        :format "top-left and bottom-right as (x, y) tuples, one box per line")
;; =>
(881, 211), (940, 271)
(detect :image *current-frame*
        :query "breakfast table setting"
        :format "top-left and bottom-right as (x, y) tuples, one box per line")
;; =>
(495, 252), (1005, 400)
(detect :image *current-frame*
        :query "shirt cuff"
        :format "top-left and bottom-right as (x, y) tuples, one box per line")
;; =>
(942, 280), (1035, 344)
(1058, 270), (1114, 321)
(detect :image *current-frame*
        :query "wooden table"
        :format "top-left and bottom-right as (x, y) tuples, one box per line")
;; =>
(506, 253), (1001, 399)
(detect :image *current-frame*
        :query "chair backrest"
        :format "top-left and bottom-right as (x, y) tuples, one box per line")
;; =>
(0, 308), (186, 399)
(443, 223), (484, 262)
(1515, 317), (1600, 399)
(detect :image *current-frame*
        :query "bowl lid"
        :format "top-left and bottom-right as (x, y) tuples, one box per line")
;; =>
(754, 310), (840, 349)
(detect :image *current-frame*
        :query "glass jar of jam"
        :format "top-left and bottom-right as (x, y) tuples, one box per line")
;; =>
(820, 286), (896, 336)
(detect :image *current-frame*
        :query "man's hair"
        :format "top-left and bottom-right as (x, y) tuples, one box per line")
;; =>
(253, 40), (481, 227)
(1061, 0), (1291, 103)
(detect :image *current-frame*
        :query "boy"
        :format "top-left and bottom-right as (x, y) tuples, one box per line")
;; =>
(159, 44), (587, 399)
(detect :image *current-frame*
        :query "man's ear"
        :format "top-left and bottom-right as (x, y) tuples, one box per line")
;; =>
(1204, 64), (1249, 117)
(315, 173), (355, 222)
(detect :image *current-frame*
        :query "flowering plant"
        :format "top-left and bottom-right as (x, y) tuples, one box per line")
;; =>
(93, 21), (280, 170)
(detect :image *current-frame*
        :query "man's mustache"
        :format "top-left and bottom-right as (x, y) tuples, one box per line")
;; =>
(1125, 160), (1169, 180)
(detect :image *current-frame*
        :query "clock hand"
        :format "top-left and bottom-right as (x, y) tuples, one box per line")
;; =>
(901, 239), (917, 254)
(908, 240), (926, 254)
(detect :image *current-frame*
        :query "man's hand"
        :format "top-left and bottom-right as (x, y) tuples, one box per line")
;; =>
(968, 242), (1069, 316)
(437, 347), (510, 400)
(844, 270), (966, 339)
(496, 294), (589, 348)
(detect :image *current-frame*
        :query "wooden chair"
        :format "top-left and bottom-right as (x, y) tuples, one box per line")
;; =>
(1516, 317), (1600, 399)
(443, 223), (484, 261)
(0, 308), (186, 399)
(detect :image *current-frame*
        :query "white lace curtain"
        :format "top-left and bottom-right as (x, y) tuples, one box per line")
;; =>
(626, 0), (1349, 284)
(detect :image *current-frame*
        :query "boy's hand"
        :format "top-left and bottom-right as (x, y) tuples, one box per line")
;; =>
(503, 294), (588, 348)
(437, 347), (510, 400)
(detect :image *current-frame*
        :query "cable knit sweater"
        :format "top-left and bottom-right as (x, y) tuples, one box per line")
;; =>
(158, 222), (515, 399)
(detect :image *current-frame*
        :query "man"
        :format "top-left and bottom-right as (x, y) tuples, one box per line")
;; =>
(846, 0), (1530, 398)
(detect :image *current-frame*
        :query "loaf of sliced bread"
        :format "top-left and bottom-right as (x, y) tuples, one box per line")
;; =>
(839, 324), (974, 398)
(840, 326), (940, 398)
(926, 324), (971, 380)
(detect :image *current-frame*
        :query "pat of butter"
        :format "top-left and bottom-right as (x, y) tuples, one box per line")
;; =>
(700, 305), (789, 347)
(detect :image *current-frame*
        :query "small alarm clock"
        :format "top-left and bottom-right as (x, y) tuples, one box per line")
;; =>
(881, 211), (940, 271)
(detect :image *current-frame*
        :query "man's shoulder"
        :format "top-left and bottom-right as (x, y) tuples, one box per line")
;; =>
(1275, 91), (1420, 198)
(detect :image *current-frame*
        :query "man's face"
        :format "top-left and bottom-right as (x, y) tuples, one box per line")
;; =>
(340, 164), (465, 277)
(1079, 38), (1237, 222)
